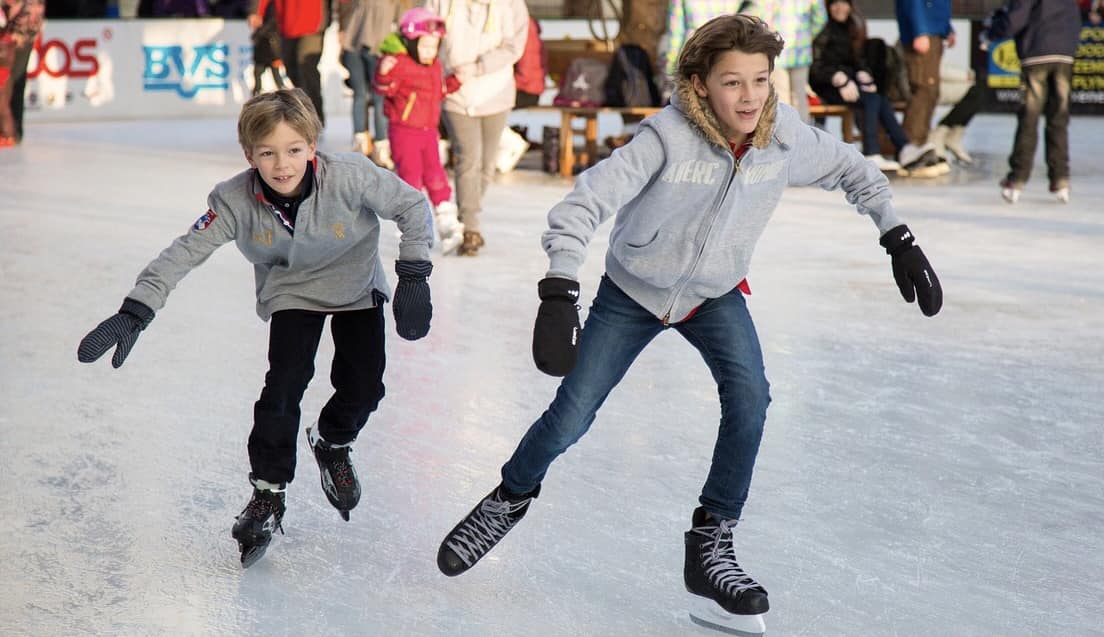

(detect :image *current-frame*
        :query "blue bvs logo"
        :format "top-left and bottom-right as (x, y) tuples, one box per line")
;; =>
(143, 44), (230, 98)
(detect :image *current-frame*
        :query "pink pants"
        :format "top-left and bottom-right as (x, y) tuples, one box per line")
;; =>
(389, 124), (451, 207)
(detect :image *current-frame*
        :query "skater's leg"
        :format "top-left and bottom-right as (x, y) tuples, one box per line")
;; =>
(422, 131), (453, 207)
(250, 309), (326, 484)
(318, 306), (386, 444)
(390, 125), (426, 194)
(674, 287), (770, 521)
(501, 275), (664, 494)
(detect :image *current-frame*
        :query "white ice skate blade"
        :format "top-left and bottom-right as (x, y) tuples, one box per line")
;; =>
(687, 594), (766, 636)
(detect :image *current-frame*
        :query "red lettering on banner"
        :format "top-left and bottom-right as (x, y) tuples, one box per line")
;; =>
(28, 38), (100, 79)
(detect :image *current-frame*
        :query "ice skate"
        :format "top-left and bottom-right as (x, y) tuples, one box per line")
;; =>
(435, 201), (465, 255)
(231, 477), (286, 568)
(1000, 179), (1022, 204)
(437, 483), (540, 576)
(1051, 181), (1071, 204)
(353, 131), (374, 157)
(685, 507), (768, 636)
(864, 154), (901, 173)
(943, 126), (973, 164)
(372, 139), (395, 170)
(306, 425), (360, 521)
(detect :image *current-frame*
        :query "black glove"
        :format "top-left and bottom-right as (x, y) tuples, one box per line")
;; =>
(393, 260), (433, 340)
(77, 298), (156, 368)
(532, 277), (581, 377)
(879, 224), (942, 317)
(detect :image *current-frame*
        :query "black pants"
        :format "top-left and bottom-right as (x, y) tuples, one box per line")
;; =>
(11, 43), (32, 141)
(250, 307), (386, 483)
(938, 84), (981, 128)
(281, 32), (325, 126)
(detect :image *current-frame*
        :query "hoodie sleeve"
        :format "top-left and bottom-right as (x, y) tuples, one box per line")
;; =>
(543, 126), (667, 280)
(358, 156), (434, 260)
(786, 124), (902, 234)
(126, 194), (237, 311)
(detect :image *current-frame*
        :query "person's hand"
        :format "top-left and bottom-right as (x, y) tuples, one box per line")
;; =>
(77, 299), (156, 368)
(913, 35), (930, 54)
(248, 13), (262, 30)
(945, 31), (956, 48)
(856, 70), (877, 93)
(839, 80), (860, 102)
(879, 225), (942, 317)
(453, 62), (477, 84)
(379, 55), (398, 75)
(832, 71), (849, 87)
(532, 277), (581, 377)
(393, 260), (433, 340)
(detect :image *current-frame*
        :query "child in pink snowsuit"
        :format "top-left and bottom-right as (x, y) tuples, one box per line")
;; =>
(375, 8), (464, 253)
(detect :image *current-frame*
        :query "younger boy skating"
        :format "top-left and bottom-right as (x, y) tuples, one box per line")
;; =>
(77, 88), (436, 567)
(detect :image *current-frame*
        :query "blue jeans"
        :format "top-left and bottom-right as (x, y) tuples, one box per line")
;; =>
(858, 90), (909, 157)
(342, 47), (388, 139)
(501, 276), (771, 520)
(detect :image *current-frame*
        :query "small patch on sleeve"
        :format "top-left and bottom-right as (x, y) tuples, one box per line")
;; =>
(193, 209), (218, 231)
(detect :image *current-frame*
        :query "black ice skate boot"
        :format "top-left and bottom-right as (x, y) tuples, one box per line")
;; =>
(437, 483), (540, 576)
(307, 425), (360, 521)
(684, 506), (769, 636)
(231, 477), (286, 568)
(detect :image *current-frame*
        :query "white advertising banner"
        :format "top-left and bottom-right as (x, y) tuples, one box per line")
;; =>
(24, 19), (348, 122)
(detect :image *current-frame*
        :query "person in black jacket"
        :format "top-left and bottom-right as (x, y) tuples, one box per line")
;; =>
(983, 0), (1082, 204)
(809, 0), (934, 173)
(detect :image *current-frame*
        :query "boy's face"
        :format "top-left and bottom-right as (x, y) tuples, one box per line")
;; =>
(417, 35), (440, 65)
(692, 51), (772, 145)
(244, 120), (317, 197)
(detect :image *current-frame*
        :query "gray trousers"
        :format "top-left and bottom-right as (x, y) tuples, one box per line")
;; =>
(442, 110), (509, 232)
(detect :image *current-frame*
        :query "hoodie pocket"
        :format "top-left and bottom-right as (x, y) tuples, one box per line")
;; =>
(612, 229), (687, 289)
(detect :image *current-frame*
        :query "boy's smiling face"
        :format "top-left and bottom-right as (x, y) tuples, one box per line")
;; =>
(245, 120), (316, 197)
(692, 50), (772, 146)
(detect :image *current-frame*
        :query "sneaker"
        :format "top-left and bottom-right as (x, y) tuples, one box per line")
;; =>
(306, 425), (361, 520)
(231, 477), (287, 568)
(1000, 179), (1022, 204)
(458, 230), (485, 257)
(437, 483), (540, 576)
(684, 507), (769, 616)
(865, 154), (902, 172)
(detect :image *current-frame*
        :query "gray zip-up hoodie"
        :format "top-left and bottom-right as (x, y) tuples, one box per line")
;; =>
(543, 81), (902, 323)
(127, 151), (433, 320)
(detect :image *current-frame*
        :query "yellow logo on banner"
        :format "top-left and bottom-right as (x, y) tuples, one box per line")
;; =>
(993, 40), (1021, 74)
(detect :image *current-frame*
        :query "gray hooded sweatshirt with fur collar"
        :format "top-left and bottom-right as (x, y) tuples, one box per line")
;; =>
(127, 151), (433, 320)
(543, 84), (902, 323)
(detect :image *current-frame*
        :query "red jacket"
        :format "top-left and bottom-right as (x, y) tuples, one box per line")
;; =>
(514, 17), (547, 96)
(374, 54), (460, 130)
(255, 0), (324, 39)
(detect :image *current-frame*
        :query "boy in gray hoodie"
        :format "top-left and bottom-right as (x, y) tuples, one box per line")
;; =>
(435, 15), (942, 635)
(77, 88), (435, 568)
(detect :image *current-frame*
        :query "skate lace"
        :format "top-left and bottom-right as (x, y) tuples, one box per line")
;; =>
(242, 492), (284, 530)
(447, 494), (528, 567)
(319, 446), (355, 488)
(696, 520), (761, 595)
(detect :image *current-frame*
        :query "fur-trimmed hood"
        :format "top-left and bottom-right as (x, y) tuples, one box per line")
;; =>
(670, 77), (779, 151)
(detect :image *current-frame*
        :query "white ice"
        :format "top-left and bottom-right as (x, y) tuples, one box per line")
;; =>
(2, 111), (1102, 637)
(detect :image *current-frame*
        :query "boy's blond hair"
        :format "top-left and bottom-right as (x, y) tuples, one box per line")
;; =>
(237, 88), (323, 151)
(676, 14), (785, 82)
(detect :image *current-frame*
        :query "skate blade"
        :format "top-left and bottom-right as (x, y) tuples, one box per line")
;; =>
(239, 541), (271, 568)
(688, 595), (766, 636)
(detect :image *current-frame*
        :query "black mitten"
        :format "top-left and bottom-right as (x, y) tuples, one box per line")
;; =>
(879, 224), (942, 317)
(532, 277), (581, 377)
(77, 298), (156, 368)
(393, 260), (433, 340)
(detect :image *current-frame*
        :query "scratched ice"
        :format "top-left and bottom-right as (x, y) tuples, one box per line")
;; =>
(2, 111), (1102, 636)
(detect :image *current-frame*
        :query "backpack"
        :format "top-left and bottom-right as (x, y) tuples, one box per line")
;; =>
(603, 44), (662, 107)
(553, 57), (609, 107)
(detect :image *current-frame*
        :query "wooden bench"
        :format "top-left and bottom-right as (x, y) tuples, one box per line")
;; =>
(519, 105), (663, 178)
(809, 101), (908, 144)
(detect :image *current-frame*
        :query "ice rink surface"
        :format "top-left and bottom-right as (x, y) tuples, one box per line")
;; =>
(2, 110), (1102, 637)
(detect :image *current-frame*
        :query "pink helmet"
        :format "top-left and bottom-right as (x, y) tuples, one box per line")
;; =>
(399, 8), (446, 39)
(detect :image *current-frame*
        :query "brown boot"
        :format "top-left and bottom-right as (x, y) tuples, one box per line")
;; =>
(458, 230), (485, 256)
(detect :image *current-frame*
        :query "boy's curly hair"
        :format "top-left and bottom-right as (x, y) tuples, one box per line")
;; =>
(676, 14), (785, 82)
(238, 88), (322, 151)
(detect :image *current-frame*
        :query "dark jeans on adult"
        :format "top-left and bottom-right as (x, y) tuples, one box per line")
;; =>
(250, 307), (386, 484)
(390, 123), (451, 206)
(442, 109), (509, 233)
(282, 32), (325, 125)
(902, 36), (943, 145)
(342, 46), (387, 140)
(1007, 62), (1072, 189)
(501, 276), (772, 520)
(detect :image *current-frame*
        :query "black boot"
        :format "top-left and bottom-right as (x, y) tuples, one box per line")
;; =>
(437, 483), (540, 576)
(307, 425), (360, 521)
(684, 506), (769, 615)
(231, 477), (286, 568)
